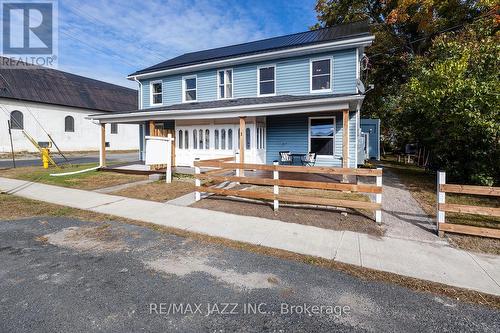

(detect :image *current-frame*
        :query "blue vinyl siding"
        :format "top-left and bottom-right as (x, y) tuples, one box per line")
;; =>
(140, 48), (358, 108)
(266, 111), (357, 167)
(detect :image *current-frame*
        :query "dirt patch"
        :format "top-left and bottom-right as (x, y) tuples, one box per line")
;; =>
(112, 180), (195, 202)
(145, 256), (280, 291)
(43, 224), (127, 252)
(192, 196), (383, 237)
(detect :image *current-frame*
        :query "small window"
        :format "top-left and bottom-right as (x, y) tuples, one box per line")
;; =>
(198, 129), (203, 149)
(205, 129), (210, 149)
(193, 130), (198, 149)
(221, 129), (226, 150)
(258, 65), (275, 96)
(184, 130), (189, 149)
(10, 110), (23, 130)
(228, 129), (233, 150)
(64, 116), (74, 132)
(311, 58), (331, 91)
(218, 69), (233, 99)
(309, 117), (334, 156)
(214, 129), (219, 149)
(151, 81), (162, 105)
(245, 128), (251, 150)
(183, 76), (197, 102)
(178, 130), (183, 149)
(111, 123), (118, 134)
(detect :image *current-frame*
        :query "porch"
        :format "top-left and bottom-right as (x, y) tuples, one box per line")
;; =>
(88, 94), (364, 171)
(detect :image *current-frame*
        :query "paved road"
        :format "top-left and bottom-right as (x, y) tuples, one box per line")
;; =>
(0, 217), (498, 332)
(0, 152), (139, 168)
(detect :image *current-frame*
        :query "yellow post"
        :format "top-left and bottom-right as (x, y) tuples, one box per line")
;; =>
(41, 148), (50, 169)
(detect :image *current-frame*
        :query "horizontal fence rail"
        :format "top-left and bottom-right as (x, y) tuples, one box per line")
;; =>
(194, 156), (383, 223)
(437, 171), (500, 239)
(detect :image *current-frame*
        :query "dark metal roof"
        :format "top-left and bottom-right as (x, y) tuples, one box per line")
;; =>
(131, 21), (370, 76)
(0, 57), (137, 112)
(91, 93), (356, 117)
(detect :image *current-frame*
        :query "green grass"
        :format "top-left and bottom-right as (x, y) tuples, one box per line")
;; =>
(2, 163), (147, 190)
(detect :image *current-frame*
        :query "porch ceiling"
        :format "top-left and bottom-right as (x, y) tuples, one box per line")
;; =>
(86, 94), (364, 123)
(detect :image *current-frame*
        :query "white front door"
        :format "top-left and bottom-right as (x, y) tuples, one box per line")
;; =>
(175, 120), (266, 166)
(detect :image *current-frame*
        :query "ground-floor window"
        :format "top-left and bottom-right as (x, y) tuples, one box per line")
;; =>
(309, 117), (335, 156)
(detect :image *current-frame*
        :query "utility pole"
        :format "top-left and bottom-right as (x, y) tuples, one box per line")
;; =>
(7, 120), (16, 168)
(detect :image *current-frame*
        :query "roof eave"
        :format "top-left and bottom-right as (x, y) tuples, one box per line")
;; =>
(87, 94), (365, 123)
(127, 35), (375, 81)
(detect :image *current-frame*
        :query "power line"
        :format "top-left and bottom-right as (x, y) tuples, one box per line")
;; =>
(63, 2), (167, 63)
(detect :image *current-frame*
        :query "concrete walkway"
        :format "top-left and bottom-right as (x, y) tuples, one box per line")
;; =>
(1, 177), (499, 296)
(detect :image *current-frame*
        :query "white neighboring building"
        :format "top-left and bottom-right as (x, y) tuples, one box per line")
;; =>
(0, 59), (139, 153)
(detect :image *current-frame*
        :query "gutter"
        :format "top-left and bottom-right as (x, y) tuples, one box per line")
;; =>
(128, 36), (375, 81)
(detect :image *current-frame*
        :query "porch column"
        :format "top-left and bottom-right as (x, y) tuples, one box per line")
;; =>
(149, 120), (155, 136)
(99, 123), (106, 167)
(342, 109), (349, 168)
(239, 116), (246, 176)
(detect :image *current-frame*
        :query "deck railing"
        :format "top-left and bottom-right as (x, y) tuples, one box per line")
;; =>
(194, 157), (383, 223)
(437, 171), (500, 239)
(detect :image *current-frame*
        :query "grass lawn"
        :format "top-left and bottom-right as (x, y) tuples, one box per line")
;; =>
(379, 156), (499, 254)
(1, 164), (148, 190)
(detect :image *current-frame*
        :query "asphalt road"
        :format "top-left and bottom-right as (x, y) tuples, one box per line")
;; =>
(0, 152), (139, 168)
(0, 217), (498, 332)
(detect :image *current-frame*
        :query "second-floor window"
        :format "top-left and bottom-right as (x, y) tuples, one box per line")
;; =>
(151, 81), (162, 105)
(183, 76), (197, 102)
(218, 69), (232, 99)
(258, 65), (275, 96)
(310, 58), (332, 92)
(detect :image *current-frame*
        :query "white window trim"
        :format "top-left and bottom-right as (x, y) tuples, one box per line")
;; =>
(309, 57), (333, 93)
(182, 75), (198, 103)
(257, 64), (276, 97)
(150, 80), (163, 106)
(217, 68), (234, 100)
(308, 116), (336, 158)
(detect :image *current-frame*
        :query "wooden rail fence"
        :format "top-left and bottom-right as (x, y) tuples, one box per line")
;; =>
(194, 157), (383, 223)
(437, 171), (500, 239)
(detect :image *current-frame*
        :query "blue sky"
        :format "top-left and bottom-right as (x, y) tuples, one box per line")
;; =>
(56, 0), (318, 89)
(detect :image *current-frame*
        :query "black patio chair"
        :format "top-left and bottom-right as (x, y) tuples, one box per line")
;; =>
(301, 152), (316, 166)
(279, 151), (292, 165)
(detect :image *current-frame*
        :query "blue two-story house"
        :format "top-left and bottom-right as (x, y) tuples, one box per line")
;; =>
(90, 21), (374, 168)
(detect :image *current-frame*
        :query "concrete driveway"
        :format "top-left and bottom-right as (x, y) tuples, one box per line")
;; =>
(0, 152), (139, 168)
(1, 217), (498, 332)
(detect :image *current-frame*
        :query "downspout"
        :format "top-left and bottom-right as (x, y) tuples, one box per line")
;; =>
(133, 76), (146, 161)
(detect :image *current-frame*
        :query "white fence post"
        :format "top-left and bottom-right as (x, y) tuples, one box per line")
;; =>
(437, 171), (446, 237)
(273, 161), (279, 211)
(194, 158), (201, 201)
(235, 152), (240, 178)
(375, 167), (382, 223)
(166, 134), (172, 183)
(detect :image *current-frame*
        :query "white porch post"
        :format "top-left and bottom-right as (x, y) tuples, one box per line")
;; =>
(166, 134), (172, 183)
(437, 171), (446, 237)
(273, 161), (279, 211)
(375, 167), (382, 223)
(239, 116), (246, 176)
(194, 158), (201, 201)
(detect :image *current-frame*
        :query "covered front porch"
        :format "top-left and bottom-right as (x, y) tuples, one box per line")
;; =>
(88, 94), (364, 170)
